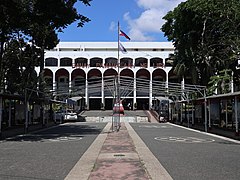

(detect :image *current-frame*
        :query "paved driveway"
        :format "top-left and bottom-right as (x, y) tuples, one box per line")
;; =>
(0, 122), (107, 180)
(130, 122), (240, 180)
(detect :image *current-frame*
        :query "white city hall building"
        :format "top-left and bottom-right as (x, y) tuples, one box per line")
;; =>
(36, 42), (190, 110)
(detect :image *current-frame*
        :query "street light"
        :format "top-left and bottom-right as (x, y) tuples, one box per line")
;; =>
(24, 88), (46, 133)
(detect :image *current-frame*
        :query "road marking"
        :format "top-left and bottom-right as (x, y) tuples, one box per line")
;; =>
(48, 136), (83, 142)
(155, 136), (215, 143)
(139, 125), (173, 128)
(126, 122), (173, 180)
(168, 123), (240, 144)
(4, 134), (83, 143)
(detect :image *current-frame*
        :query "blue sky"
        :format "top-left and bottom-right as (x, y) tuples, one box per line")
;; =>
(58, 0), (186, 42)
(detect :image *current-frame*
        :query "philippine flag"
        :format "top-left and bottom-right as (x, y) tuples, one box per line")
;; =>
(119, 30), (131, 40)
(119, 42), (127, 53)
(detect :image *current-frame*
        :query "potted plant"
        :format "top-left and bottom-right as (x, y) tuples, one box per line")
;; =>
(84, 103), (88, 110)
(134, 102), (137, 110)
(101, 103), (105, 110)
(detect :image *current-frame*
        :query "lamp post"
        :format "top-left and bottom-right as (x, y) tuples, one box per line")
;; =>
(24, 88), (46, 133)
(24, 89), (29, 133)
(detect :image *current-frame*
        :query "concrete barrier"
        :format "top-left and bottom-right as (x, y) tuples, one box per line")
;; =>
(85, 116), (148, 123)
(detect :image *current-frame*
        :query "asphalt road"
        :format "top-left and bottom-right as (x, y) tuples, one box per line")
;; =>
(130, 122), (240, 180)
(0, 122), (107, 180)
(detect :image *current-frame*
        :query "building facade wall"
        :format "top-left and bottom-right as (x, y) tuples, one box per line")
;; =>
(36, 42), (182, 110)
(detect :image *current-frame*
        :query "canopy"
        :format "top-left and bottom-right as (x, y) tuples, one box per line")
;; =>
(69, 96), (82, 101)
(155, 97), (173, 103)
(67, 96), (82, 104)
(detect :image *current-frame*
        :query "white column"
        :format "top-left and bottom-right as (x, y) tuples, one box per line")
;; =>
(69, 72), (72, 94)
(52, 73), (56, 97)
(133, 73), (137, 109)
(181, 77), (185, 124)
(85, 78), (89, 110)
(231, 71), (234, 93)
(166, 71), (170, 120)
(181, 77), (185, 94)
(214, 73), (218, 94)
(101, 75), (104, 107)
(149, 75), (152, 110)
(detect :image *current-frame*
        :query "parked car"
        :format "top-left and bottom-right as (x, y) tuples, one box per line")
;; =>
(55, 111), (65, 123)
(64, 110), (78, 121)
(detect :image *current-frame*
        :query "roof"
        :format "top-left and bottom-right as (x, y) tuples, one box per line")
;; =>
(55, 41), (174, 49)
(201, 91), (240, 101)
(69, 96), (82, 101)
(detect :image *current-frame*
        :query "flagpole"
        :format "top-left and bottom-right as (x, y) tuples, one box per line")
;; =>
(118, 21), (120, 82)
(117, 21), (120, 131)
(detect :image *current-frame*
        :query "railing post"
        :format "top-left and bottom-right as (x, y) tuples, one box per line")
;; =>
(204, 90), (208, 132)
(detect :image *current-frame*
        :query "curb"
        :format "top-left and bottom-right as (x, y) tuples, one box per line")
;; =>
(64, 122), (112, 180)
(125, 122), (173, 180)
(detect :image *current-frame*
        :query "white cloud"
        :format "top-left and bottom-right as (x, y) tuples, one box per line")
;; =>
(137, 0), (184, 12)
(109, 21), (117, 31)
(125, 0), (186, 41)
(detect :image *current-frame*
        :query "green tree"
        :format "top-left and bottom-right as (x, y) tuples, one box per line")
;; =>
(0, 0), (28, 91)
(207, 69), (232, 95)
(0, 0), (91, 94)
(162, 0), (240, 86)
(3, 37), (40, 94)
(24, 0), (91, 95)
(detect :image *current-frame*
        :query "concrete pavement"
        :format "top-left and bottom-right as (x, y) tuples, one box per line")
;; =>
(1, 118), (239, 179)
(65, 122), (172, 180)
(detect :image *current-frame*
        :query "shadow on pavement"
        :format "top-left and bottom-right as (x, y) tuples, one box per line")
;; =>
(213, 140), (240, 146)
(3, 124), (104, 143)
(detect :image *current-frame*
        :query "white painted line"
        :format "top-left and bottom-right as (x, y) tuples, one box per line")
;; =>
(154, 136), (215, 143)
(64, 122), (111, 180)
(125, 122), (173, 180)
(168, 123), (240, 144)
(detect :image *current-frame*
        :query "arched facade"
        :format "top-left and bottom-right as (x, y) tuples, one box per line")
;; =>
(36, 42), (190, 110)
(55, 68), (69, 92)
(43, 68), (53, 90)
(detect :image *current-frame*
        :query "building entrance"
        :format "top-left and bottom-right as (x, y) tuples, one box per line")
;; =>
(105, 98), (114, 110)
(89, 98), (101, 110)
(136, 99), (149, 110)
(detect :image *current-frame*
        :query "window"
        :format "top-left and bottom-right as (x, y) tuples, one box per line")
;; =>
(59, 78), (65, 83)
(45, 58), (58, 66)
(60, 58), (72, 66)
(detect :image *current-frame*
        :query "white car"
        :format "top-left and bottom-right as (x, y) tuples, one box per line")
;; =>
(64, 111), (78, 121)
